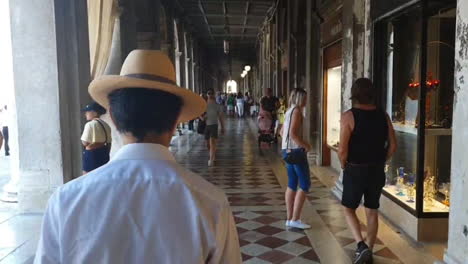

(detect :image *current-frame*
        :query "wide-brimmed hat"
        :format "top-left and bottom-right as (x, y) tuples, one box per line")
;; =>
(89, 50), (206, 123)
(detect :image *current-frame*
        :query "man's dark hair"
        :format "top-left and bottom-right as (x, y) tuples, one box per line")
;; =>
(108, 88), (183, 142)
(350, 78), (376, 105)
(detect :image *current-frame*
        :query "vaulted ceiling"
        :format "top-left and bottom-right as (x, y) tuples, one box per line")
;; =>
(176, 0), (276, 77)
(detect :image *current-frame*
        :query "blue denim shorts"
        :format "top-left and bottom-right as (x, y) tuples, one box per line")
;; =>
(83, 146), (110, 172)
(282, 149), (311, 192)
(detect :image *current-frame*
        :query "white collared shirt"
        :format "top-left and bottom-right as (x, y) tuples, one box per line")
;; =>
(34, 144), (241, 264)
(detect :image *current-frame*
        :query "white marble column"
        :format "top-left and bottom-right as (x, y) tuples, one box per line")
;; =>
(444, 2), (468, 263)
(8, 0), (90, 212)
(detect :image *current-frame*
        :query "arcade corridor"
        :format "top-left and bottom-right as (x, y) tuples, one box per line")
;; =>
(1, 0), (468, 263)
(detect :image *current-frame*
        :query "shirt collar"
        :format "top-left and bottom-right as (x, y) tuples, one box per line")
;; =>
(111, 143), (176, 162)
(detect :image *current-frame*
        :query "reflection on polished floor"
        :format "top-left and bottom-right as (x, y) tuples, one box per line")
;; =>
(0, 118), (441, 263)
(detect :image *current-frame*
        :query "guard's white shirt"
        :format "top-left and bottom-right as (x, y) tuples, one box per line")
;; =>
(34, 143), (241, 264)
(81, 119), (112, 144)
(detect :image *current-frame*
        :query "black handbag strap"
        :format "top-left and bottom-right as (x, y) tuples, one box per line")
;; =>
(95, 119), (108, 145)
(285, 107), (297, 150)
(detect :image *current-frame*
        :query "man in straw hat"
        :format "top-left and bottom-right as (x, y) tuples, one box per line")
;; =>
(34, 50), (241, 264)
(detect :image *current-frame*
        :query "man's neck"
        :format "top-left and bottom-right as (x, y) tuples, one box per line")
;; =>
(354, 103), (377, 110)
(121, 133), (172, 147)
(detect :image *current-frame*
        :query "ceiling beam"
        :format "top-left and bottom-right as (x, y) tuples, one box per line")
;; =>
(223, 1), (229, 35)
(190, 13), (266, 18)
(211, 34), (257, 37)
(210, 24), (259, 29)
(200, 1), (272, 5)
(242, 1), (250, 40)
(198, 0), (213, 40)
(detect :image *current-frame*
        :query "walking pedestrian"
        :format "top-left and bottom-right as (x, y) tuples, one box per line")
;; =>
(34, 50), (241, 264)
(204, 90), (225, 166)
(275, 97), (286, 138)
(244, 92), (253, 117)
(226, 94), (236, 116)
(281, 88), (312, 230)
(236, 92), (244, 118)
(0, 105), (10, 156)
(261, 88), (279, 129)
(338, 78), (397, 264)
(81, 102), (112, 174)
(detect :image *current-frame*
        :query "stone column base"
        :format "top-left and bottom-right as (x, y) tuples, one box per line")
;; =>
(443, 251), (463, 264)
(17, 170), (57, 213)
(0, 179), (18, 203)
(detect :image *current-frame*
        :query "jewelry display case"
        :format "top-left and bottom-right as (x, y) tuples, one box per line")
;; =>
(374, 0), (455, 222)
(325, 66), (342, 148)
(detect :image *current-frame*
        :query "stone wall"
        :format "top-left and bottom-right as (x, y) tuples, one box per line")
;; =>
(341, 0), (372, 111)
(444, 1), (468, 263)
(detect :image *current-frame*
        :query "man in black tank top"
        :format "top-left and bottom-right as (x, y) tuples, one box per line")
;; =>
(338, 78), (397, 264)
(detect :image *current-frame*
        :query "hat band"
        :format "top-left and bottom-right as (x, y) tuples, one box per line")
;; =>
(125, 73), (177, 86)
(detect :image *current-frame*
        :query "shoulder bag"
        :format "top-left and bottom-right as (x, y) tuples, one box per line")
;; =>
(95, 119), (109, 146)
(283, 108), (304, 164)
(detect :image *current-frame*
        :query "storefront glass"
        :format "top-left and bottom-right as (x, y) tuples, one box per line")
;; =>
(377, 2), (455, 215)
(326, 66), (342, 148)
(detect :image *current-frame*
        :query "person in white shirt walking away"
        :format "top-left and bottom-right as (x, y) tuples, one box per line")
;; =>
(34, 50), (241, 264)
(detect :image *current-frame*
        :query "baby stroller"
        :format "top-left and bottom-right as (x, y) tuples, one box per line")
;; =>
(257, 110), (276, 147)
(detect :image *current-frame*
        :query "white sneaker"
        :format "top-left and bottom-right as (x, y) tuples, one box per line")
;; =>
(208, 160), (213, 166)
(285, 220), (290, 227)
(288, 220), (311, 229)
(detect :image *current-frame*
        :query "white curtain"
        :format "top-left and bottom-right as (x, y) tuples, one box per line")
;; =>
(88, 0), (118, 79)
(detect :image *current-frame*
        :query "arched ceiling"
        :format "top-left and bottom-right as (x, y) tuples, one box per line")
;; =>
(174, 0), (276, 78)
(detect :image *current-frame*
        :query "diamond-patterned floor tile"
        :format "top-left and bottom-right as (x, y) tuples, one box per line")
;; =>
(273, 231), (305, 242)
(240, 231), (268, 243)
(277, 242), (311, 256)
(254, 226), (284, 236)
(255, 236), (289, 249)
(258, 250), (295, 263)
(241, 243), (272, 257)
(237, 220), (265, 230)
(171, 120), (408, 264)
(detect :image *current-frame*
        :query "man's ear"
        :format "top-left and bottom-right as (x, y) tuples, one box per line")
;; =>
(171, 121), (179, 135)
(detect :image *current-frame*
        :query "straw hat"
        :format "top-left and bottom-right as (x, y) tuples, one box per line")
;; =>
(89, 50), (206, 123)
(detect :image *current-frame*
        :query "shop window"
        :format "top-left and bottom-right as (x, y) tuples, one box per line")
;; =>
(325, 66), (342, 148)
(376, 2), (455, 215)
(322, 41), (342, 156)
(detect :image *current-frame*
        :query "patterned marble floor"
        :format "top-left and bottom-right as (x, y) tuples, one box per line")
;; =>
(171, 117), (434, 264)
(172, 119), (320, 264)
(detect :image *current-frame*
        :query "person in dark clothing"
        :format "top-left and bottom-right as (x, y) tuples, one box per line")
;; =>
(260, 88), (280, 130)
(2, 126), (9, 156)
(338, 78), (397, 264)
(0, 105), (10, 156)
(0, 130), (3, 152)
(188, 119), (195, 131)
(260, 88), (279, 113)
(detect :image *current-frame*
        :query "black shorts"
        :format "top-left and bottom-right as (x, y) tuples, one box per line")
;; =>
(204, 124), (218, 140)
(341, 163), (386, 209)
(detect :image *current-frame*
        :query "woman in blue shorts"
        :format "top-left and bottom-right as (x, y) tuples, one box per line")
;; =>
(281, 88), (312, 230)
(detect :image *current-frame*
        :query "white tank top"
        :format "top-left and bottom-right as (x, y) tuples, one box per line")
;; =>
(282, 107), (302, 150)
